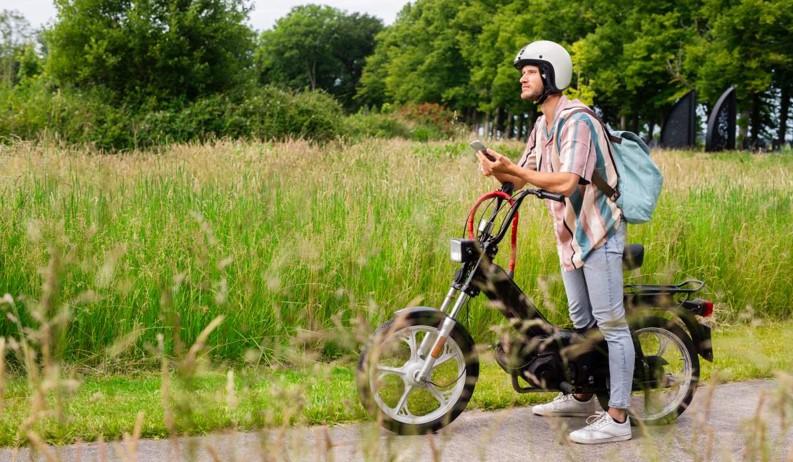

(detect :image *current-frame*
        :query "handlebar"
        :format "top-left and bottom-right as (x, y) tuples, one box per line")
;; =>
(532, 189), (565, 203)
(465, 186), (567, 274)
(498, 183), (565, 203)
(486, 187), (565, 245)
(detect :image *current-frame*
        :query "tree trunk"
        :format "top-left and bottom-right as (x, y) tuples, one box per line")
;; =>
(647, 121), (655, 144)
(496, 107), (506, 138)
(308, 61), (317, 90)
(750, 93), (762, 148)
(525, 110), (535, 141)
(738, 109), (749, 148)
(620, 114), (626, 130)
(507, 111), (514, 139)
(778, 87), (790, 148)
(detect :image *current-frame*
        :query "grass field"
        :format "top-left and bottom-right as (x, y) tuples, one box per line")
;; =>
(0, 139), (792, 450)
(1, 139), (792, 364)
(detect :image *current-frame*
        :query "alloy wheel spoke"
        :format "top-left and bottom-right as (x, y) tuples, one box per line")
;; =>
(428, 384), (453, 408)
(403, 331), (419, 361)
(433, 350), (456, 368)
(376, 365), (406, 377)
(656, 335), (670, 357)
(394, 385), (414, 417)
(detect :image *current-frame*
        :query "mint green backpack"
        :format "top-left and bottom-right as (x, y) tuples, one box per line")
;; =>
(559, 107), (663, 224)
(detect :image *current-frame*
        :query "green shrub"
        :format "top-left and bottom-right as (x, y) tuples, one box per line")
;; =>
(342, 104), (462, 142)
(397, 103), (460, 138)
(343, 112), (411, 139)
(0, 81), (465, 150)
(0, 83), (345, 150)
(0, 79), (137, 150)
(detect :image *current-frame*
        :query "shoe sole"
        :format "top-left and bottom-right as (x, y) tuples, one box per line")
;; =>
(568, 433), (632, 445)
(532, 409), (594, 417)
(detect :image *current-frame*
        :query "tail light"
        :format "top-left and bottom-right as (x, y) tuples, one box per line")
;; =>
(682, 298), (714, 317)
(702, 300), (714, 317)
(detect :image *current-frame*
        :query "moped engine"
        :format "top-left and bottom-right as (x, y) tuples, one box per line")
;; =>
(494, 334), (565, 390)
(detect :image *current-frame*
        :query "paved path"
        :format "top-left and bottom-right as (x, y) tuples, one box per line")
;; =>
(2, 380), (792, 461)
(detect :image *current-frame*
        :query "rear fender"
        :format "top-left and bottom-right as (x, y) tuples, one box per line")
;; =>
(674, 308), (713, 362)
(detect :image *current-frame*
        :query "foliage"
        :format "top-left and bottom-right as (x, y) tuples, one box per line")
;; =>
(3, 0), (793, 147)
(256, 5), (382, 110)
(44, 0), (256, 105)
(357, 0), (478, 112)
(0, 82), (345, 149)
(357, 0), (793, 145)
(683, 0), (793, 146)
(0, 9), (40, 86)
(343, 112), (412, 140)
(343, 104), (462, 141)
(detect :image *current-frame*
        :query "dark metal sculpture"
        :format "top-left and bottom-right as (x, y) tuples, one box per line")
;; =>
(705, 86), (737, 152)
(660, 91), (697, 149)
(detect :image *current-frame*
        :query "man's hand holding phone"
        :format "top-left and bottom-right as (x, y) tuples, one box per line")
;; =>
(470, 140), (496, 161)
(471, 140), (514, 178)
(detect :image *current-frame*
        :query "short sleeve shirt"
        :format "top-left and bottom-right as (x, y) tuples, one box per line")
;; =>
(517, 95), (621, 271)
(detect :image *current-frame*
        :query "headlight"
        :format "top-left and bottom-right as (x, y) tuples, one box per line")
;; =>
(450, 239), (479, 263)
(450, 239), (463, 262)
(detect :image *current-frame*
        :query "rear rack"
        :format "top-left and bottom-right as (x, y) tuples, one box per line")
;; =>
(624, 279), (704, 308)
(625, 279), (704, 295)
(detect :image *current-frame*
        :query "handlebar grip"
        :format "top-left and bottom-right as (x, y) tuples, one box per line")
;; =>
(537, 190), (565, 203)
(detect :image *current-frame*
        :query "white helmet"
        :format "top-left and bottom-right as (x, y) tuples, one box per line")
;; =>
(513, 40), (573, 101)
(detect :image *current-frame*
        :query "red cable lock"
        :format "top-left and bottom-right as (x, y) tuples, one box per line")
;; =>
(465, 191), (520, 274)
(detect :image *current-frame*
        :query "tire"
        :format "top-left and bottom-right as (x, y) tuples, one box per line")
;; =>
(357, 307), (479, 435)
(596, 316), (699, 426)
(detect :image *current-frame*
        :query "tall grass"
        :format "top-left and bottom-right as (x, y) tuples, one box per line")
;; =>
(1, 139), (792, 364)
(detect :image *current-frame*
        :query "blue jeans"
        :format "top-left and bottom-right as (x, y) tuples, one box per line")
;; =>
(561, 223), (634, 410)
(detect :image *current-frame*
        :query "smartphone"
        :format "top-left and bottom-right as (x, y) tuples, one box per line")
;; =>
(470, 140), (496, 161)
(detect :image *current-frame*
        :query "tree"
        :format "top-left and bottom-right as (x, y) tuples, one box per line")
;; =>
(45, 0), (256, 105)
(0, 9), (37, 86)
(356, 0), (479, 113)
(256, 5), (382, 110)
(684, 0), (793, 147)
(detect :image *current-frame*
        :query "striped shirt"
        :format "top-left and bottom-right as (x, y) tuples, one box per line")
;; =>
(517, 95), (621, 272)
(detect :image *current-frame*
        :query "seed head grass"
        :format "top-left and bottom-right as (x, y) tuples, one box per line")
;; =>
(2, 140), (791, 362)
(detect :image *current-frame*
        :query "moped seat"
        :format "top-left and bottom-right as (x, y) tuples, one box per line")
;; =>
(623, 244), (644, 270)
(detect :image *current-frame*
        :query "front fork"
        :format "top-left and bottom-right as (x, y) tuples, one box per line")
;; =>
(415, 287), (470, 382)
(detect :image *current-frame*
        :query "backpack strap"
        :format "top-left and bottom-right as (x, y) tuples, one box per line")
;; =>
(557, 106), (621, 201)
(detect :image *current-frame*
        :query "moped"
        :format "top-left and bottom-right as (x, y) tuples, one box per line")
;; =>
(357, 183), (714, 435)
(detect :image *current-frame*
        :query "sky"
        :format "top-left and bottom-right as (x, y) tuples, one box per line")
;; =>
(1, 0), (411, 31)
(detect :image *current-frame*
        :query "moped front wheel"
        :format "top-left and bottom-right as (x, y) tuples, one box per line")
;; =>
(357, 308), (479, 435)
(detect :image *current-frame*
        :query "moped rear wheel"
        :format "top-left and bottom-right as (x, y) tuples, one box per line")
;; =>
(598, 316), (699, 425)
(357, 308), (479, 435)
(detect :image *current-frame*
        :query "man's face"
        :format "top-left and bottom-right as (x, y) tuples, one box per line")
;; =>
(519, 65), (544, 102)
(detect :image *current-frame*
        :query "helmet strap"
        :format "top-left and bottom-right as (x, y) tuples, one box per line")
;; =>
(535, 64), (557, 104)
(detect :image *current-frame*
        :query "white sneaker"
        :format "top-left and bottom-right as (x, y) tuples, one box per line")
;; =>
(568, 411), (632, 444)
(532, 393), (597, 417)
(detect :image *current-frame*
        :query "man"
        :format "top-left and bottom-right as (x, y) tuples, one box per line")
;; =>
(476, 40), (634, 444)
